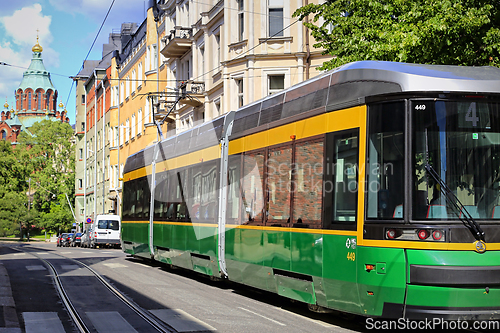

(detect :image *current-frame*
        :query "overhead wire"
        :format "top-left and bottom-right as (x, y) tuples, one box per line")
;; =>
(64, 0), (117, 110)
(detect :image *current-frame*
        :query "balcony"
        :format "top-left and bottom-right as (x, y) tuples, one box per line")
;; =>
(161, 26), (192, 58)
(178, 81), (205, 107)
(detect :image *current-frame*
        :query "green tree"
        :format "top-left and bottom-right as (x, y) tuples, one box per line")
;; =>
(294, 0), (500, 70)
(0, 140), (31, 237)
(17, 120), (76, 232)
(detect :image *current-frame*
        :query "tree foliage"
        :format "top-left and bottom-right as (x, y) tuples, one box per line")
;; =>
(17, 120), (75, 214)
(0, 120), (75, 237)
(294, 0), (500, 70)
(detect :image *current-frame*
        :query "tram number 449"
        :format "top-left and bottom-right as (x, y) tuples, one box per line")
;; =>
(347, 252), (356, 261)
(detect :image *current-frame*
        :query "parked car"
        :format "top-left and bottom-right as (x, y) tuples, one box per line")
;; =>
(80, 229), (89, 248)
(61, 233), (73, 247)
(70, 232), (82, 247)
(57, 233), (68, 247)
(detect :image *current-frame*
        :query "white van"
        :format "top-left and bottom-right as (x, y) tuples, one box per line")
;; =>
(91, 214), (121, 248)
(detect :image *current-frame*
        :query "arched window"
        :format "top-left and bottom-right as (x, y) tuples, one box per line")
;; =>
(37, 91), (42, 110)
(1, 130), (6, 140)
(28, 92), (32, 110)
(46, 91), (51, 110)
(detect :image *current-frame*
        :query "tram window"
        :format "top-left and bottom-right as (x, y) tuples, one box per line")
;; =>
(267, 145), (293, 226)
(329, 130), (359, 226)
(366, 101), (405, 220)
(190, 166), (202, 221)
(412, 100), (500, 220)
(122, 181), (135, 220)
(226, 155), (242, 224)
(293, 139), (324, 228)
(142, 178), (151, 218)
(168, 169), (190, 221)
(200, 161), (218, 221)
(154, 173), (168, 219)
(241, 151), (265, 225)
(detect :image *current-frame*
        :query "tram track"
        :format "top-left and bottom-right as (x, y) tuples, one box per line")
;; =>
(17, 247), (176, 333)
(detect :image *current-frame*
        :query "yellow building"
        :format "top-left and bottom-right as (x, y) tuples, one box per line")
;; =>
(80, 0), (331, 216)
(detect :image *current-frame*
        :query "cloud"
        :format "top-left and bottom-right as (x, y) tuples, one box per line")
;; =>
(1, 4), (52, 46)
(0, 42), (28, 106)
(0, 4), (58, 105)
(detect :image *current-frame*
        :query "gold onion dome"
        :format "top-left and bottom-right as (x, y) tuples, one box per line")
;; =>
(32, 35), (43, 53)
(4, 99), (8, 109)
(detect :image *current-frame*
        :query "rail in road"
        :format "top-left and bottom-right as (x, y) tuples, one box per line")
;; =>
(1, 242), (372, 333)
(1, 245), (188, 333)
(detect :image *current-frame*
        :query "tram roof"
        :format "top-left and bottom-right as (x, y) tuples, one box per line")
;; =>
(328, 60), (500, 94)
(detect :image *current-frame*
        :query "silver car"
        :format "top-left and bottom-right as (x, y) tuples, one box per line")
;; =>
(80, 228), (91, 248)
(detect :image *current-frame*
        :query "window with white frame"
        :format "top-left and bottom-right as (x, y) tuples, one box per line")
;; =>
(132, 70), (136, 92)
(114, 126), (118, 147)
(235, 78), (244, 108)
(237, 0), (244, 41)
(120, 82), (124, 103)
(131, 113), (136, 138)
(214, 33), (220, 69)
(120, 123), (124, 145)
(268, 74), (285, 95)
(125, 119), (130, 142)
(269, 0), (284, 37)
(199, 46), (205, 80)
(107, 156), (111, 181)
(138, 62), (143, 87)
(97, 162), (101, 183)
(214, 99), (221, 118)
(138, 108), (143, 135)
(126, 77), (130, 98)
(146, 46), (150, 72)
(145, 98), (151, 123)
(152, 44), (158, 70)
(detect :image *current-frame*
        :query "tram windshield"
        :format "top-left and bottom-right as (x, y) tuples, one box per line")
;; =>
(412, 100), (500, 220)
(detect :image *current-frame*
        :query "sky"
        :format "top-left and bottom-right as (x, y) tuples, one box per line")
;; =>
(0, 0), (150, 125)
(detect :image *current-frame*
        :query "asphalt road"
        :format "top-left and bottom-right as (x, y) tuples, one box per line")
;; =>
(1, 241), (366, 333)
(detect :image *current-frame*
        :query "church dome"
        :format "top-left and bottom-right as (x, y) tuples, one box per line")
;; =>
(32, 36), (43, 53)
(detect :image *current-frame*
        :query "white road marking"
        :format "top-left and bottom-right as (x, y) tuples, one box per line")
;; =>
(61, 265), (80, 270)
(23, 312), (65, 333)
(102, 263), (128, 268)
(25, 266), (46, 271)
(149, 309), (217, 332)
(278, 308), (336, 328)
(238, 307), (286, 326)
(86, 311), (138, 332)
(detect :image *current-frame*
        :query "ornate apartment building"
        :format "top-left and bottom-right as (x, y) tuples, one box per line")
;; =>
(76, 0), (330, 223)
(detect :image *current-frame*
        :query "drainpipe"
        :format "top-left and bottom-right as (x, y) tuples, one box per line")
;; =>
(305, 0), (310, 80)
(93, 70), (97, 220)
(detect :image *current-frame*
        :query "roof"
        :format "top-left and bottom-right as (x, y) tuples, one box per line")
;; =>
(18, 50), (55, 92)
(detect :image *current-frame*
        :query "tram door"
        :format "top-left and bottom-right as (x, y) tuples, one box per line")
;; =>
(323, 129), (361, 313)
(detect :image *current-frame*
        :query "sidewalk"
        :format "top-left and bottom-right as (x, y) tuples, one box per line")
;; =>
(0, 261), (21, 332)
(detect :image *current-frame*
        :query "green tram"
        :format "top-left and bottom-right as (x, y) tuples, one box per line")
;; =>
(121, 61), (500, 319)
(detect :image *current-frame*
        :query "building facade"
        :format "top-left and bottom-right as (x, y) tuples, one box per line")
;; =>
(1, 37), (69, 144)
(77, 0), (330, 218)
